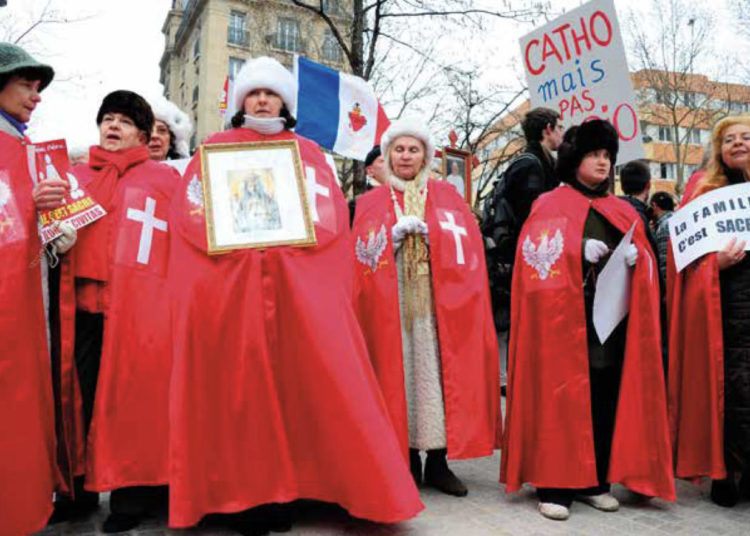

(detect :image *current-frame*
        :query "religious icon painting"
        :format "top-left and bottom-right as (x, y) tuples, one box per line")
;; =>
(200, 140), (317, 253)
(441, 147), (473, 205)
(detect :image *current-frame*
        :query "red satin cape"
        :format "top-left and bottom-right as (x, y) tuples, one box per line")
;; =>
(167, 128), (423, 528)
(0, 131), (57, 535)
(352, 182), (500, 459)
(57, 157), (180, 491)
(501, 185), (675, 500)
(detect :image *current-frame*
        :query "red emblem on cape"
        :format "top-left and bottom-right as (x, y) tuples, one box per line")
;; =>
(348, 102), (368, 132)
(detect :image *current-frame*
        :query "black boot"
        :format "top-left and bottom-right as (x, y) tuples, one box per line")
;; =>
(409, 449), (422, 486)
(740, 472), (750, 500)
(48, 476), (100, 524)
(711, 477), (739, 507)
(258, 503), (293, 533)
(424, 449), (468, 497)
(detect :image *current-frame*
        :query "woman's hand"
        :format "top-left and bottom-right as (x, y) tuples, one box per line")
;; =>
(51, 221), (77, 255)
(392, 215), (429, 252)
(718, 237), (747, 270)
(584, 239), (609, 263)
(33, 179), (69, 210)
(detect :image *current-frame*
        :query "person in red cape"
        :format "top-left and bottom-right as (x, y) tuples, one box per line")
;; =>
(668, 116), (750, 507)
(0, 41), (76, 536)
(52, 90), (180, 533)
(502, 120), (675, 521)
(352, 118), (500, 497)
(167, 56), (423, 535)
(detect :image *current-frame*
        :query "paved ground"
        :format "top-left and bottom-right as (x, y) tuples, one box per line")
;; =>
(37, 452), (750, 536)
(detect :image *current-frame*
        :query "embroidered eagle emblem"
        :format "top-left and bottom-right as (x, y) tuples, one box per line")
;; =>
(0, 179), (10, 210)
(522, 229), (564, 280)
(186, 174), (204, 208)
(356, 224), (387, 272)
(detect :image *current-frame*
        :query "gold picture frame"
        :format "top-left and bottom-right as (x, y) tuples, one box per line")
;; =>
(441, 147), (472, 204)
(200, 140), (317, 254)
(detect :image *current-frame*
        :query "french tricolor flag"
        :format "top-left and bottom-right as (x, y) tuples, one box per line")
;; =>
(293, 56), (390, 161)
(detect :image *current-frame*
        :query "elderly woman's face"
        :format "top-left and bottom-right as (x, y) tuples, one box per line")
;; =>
(720, 123), (750, 172)
(576, 149), (611, 189)
(148, 120), (171, 161)
(243, 88), (283, 118)
(389, 136), (426, 180)
(99, 112), (145, 152)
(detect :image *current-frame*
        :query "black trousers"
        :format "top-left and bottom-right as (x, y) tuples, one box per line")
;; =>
(537, 365), (622, 507)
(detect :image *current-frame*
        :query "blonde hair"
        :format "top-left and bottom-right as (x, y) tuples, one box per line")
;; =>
(693, 115), (750, 199)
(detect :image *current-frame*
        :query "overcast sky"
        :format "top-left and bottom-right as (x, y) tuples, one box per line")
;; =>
(0, 0), (741, 151)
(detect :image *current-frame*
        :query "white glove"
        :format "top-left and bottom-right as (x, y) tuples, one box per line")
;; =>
(392, 215), (429, 252)
(625, 243), (638, 267)
(584, 239), (609, 264)
(51, 221), (77, 255)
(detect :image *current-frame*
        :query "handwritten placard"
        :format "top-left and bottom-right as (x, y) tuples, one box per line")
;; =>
(669, 182), (750, 272)
(519, 0), (644, 163)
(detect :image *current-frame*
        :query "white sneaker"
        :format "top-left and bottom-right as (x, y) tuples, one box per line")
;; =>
(576, 492), (620, 512)
(538, 502), (570, 520)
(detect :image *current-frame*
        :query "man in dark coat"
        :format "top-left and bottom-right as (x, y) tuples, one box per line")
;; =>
(618, 160), (657, 257)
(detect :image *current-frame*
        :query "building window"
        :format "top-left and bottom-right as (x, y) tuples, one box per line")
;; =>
(322, 30), (341, 62)
(193, 34), (200, 61)
(658, 126), (673, 142)
(687, 128), (701, 144)
(277, 18), (301, 52)
(322, 0), (337, 12)
(229, 57), (245, 82)
(192, 85), (199, 104)
(659, 163), (676, 180)
(228, 11), (248, 46)
(682, 91), (697, 107)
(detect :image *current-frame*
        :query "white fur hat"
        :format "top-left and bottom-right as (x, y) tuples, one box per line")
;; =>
(150, 96), (192, 158)
(232, 56), (296, 118)
(380, 117), (435, 171)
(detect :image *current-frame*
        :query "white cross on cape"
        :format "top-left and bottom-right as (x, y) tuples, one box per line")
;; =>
(127, 196), (168, 265)
(305, 166), (330, 223)
(439, 211), (468, 265)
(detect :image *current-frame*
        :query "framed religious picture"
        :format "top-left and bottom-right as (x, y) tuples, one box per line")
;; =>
(200, 140), (317, 254)
(442, 147), (472, 204)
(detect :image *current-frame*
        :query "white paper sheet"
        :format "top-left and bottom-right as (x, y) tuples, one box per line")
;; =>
(593, 222), (636, 344)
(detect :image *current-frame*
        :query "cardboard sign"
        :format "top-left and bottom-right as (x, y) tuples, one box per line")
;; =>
(32, 140), (106, 244)
(669, 182), (750, 272)
(519, 0), (644, 163)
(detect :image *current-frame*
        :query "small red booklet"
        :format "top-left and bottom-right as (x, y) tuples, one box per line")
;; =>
(33, 139), (106, 244)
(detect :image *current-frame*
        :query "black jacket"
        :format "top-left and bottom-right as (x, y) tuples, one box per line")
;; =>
(619, 195), (658, 260)
(505, 141), (559, 229)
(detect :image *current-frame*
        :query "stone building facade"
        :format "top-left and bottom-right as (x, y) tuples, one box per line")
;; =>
(160, 0), (352, 150)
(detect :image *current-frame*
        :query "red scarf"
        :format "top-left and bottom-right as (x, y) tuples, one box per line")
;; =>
(74, 145), (149, 281)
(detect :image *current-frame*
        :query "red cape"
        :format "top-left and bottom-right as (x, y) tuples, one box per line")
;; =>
(167, 128), (423, 528)
(59, 158), (179, 491)
(0, 131), (58, 535)
(501, 185), (675, 500)
(352, 182), (500, 459)
(667, 247), (725, 480)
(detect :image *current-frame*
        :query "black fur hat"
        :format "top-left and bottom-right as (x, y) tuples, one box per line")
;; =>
(96, 90), (154, 141)
(556, 119), (619, 184)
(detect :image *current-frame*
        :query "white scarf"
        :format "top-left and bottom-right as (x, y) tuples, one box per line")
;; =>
(243, 114), (286, 135)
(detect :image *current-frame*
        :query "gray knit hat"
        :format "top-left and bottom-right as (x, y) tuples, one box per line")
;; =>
(0, 42), (55, 91)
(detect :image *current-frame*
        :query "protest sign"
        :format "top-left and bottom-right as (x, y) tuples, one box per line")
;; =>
(31, 140), (106, 244)
(669, 182), (750, 272)
(519, 0), (643, 163)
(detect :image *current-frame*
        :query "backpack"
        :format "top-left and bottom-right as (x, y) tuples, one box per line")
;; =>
(480, 152), (541, 331)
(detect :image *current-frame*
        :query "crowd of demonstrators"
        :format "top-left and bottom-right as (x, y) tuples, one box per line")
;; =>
(7, 35), (750, 536)
(352, 119), (500, 498)
(668, 116), (750, 508)
(502, 120), (674, 521)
